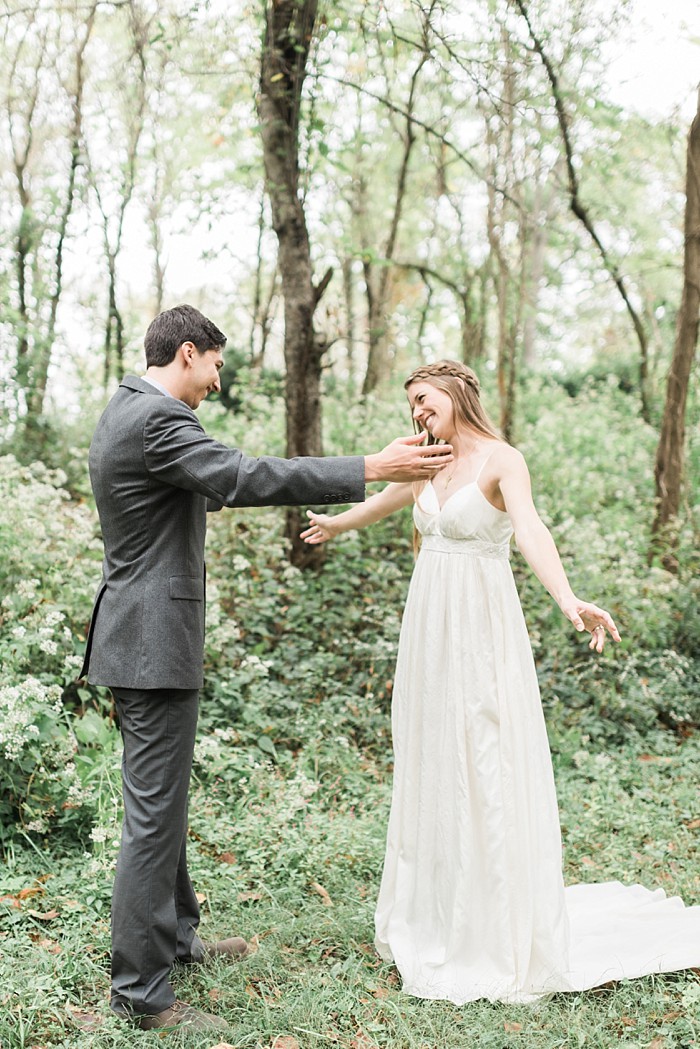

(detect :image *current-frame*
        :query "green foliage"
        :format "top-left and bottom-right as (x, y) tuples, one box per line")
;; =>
(512, 376), (700, 741)
(0, 455), (116, 841)
(0, 371), (699, 1043)
(2, 373), (699, 848)
(1, 732), (699, 1047)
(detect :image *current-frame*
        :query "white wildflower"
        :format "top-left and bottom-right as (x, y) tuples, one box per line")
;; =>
(25, 818), (48, 834)
(17, 578), (39, 600)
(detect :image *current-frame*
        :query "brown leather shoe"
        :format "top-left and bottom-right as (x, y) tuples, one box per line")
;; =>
(202, 935), (251, 960)
(136, 1000), (229, 1032)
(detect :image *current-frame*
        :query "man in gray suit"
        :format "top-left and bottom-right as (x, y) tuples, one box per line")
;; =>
(82, 304), (452, 1032)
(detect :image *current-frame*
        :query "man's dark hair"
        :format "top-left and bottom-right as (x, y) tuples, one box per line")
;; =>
(144, 304), (227, 367)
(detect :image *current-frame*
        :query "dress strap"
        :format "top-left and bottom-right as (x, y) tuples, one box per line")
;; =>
(475, 451), (495, 483)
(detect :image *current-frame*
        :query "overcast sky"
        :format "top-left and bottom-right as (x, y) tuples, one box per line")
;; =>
(607, 0), (699, 119)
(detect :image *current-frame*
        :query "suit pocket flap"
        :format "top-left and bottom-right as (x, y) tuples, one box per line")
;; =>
(169, 576), (204, 601)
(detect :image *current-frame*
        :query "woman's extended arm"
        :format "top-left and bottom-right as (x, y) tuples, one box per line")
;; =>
(300, 482), (415, 544)
(497, 447), (621, 652)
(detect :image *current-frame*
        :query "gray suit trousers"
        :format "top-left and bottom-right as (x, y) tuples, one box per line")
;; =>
(110, 687), (206, 1016)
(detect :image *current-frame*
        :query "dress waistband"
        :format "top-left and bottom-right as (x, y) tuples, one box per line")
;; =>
(420, 534), (510, 560)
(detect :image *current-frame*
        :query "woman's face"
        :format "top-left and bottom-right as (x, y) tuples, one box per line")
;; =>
(406, 380), (455, 442)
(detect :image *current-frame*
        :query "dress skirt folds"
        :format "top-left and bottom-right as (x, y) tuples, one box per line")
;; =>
(373, 480), (700, 1004)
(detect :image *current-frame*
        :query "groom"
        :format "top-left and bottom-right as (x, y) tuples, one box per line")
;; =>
(81, 304), (452, 1032)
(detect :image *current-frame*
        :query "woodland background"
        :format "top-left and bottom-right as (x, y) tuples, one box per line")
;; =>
(0, 0), (699, 1046)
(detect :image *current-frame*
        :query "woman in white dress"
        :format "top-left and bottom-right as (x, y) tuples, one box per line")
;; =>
(301, 360), (700, 1004)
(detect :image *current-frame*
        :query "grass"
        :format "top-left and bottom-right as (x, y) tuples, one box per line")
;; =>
(1, 728), (699, 1049)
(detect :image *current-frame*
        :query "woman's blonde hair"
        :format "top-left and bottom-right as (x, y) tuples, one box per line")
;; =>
(404, 359), (501, 442)
(404, 360), (502, 554)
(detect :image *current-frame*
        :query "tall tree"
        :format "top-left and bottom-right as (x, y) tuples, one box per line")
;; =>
(258, 0), (332, 567)
(651, 91), (700, 565)
(85, 1), (149, 385)
(512, 0), (652, 422)
(360, 4), (435, 395)
(5, 3), (96, 445)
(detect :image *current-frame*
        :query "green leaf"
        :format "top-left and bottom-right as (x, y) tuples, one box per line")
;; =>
(256, 734), (277, 759)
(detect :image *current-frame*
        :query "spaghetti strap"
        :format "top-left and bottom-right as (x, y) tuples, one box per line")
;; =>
(475, 451), (495, 483)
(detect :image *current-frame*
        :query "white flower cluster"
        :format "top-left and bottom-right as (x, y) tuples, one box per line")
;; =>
(194, 725), (239, 766)
(240, 654), (273, 676)
(0, 677), (62, 760)
(272, 769), (320, 823)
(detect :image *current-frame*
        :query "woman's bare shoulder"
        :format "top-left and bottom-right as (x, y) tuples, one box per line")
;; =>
(485, 441), (527, 473)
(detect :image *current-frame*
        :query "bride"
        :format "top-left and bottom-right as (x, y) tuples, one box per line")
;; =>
(301, 359), (700, 1004)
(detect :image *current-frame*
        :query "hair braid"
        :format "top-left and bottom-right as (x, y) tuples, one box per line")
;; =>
(405, 360), (480, 393)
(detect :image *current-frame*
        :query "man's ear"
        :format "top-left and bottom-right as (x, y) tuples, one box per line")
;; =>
(180, 341), (196, 367)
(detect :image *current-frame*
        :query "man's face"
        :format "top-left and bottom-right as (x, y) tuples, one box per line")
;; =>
(182, 345), (224, 409)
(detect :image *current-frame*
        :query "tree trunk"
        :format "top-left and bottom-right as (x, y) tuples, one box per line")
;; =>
(650, 91), (700, 567)
(361, 12), (433, 395)
(25, 7), (95, 431)
(258, 0), (331, 568)
(341, 255), (358, 379)
(513, 0), (652, 422)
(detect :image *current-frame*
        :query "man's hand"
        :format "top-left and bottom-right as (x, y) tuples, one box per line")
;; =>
(365, 433), (454, 483)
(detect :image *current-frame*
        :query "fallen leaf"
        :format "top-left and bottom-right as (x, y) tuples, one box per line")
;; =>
(349, 1034), (377, 1049)
(685, 818), (700, 830)
(370, 985), (389, 999)
(237, 891), (263, 903)
(207, 1043), (237, 1049)
(66, 1007), (102, 1032)
(29, 934), (61, 953)
(18, 886), (44, 900)
(0, 895), (21, 909)
(195, 892), (207, 904)
(662, 1011), (681, 1022)
(504, 1021), (522, 1032)
(619, 1016), (636, 1027)
(27, 909), (59, 921)
(648, 1038), (666, 1049)
(218, 852), (237, 864)
(271, 1038), (300, 1049)
(310, 882), (333, 907)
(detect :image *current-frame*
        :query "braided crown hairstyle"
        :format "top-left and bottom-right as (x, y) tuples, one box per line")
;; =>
(404, 360), (501, 442)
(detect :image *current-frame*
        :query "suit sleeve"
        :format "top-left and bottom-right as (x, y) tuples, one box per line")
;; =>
(143, 399), (366, 507)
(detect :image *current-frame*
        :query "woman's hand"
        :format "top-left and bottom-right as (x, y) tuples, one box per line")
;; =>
(560, 598), (621, 653)
(300, 510), (339, 545)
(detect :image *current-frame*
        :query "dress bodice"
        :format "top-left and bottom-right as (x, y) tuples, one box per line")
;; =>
(414, 481), (513, 557)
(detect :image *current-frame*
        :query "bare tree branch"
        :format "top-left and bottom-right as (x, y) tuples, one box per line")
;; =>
(512, 0), (651, 421)
(322, 71), (522, 213)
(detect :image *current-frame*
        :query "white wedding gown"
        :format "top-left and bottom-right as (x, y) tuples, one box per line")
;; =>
(374, 473), (700, 1004)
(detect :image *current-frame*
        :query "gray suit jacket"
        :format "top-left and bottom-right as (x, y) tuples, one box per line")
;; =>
(82, 375), (365, 690)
